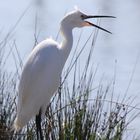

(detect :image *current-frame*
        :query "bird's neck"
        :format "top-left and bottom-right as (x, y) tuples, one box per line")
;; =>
(60, 25), (73, 60)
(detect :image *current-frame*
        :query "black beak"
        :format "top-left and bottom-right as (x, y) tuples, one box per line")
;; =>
(82, 15), (116, 34)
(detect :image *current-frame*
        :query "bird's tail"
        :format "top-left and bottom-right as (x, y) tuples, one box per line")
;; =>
(13, 117), (23, 131)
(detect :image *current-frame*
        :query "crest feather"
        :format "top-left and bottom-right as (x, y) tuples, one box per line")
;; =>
(74, 5), (79, 11)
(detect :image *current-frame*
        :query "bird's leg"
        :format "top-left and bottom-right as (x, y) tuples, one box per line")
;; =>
(36, 115), (39, 140)
(36, 110), (43, 140)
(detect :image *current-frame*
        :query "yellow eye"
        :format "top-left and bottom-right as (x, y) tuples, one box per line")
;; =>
(81, 15), (85, 19)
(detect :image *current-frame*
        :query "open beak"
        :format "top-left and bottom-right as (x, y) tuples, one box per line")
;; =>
(82, 15), (116, 34)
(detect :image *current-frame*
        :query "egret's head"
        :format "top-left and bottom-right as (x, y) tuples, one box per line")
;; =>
(61, 8), (115, 33)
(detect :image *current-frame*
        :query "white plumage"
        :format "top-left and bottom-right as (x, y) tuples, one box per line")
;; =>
(14, 39), (64, 130)
(14, 8), (114, 133)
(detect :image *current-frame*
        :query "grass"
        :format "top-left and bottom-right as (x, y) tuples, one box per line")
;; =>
(0, 4), (140, 140)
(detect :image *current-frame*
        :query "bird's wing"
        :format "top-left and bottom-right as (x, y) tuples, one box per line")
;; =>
(17, 39), (60, 114)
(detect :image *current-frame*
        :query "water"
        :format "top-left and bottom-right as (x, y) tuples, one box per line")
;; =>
(0, 0), (140, 137)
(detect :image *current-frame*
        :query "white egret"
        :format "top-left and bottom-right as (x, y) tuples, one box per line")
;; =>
(14, 8), (115, 139)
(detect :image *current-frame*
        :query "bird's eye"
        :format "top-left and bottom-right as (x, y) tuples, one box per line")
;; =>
(81, 15), (85, 19)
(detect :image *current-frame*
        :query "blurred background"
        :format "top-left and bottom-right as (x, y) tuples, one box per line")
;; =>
(0, 0), (140, 136)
